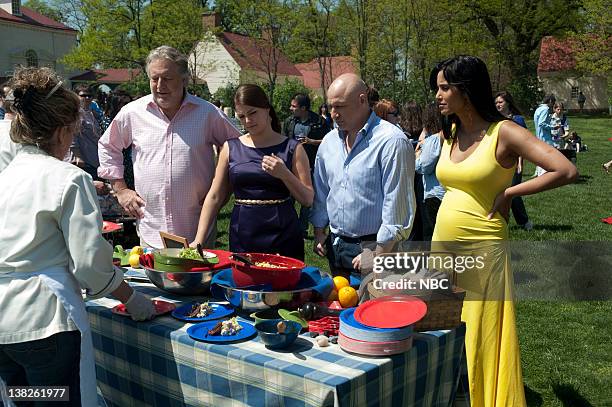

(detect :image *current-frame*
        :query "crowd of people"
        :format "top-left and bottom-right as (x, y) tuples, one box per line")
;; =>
(0, 46), (580, 407)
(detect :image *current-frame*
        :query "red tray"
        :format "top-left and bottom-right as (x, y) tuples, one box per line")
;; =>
(354, 295), (427, 329)
(308, 316), (340, 336)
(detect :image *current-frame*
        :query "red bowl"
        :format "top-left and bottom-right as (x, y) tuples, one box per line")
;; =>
(231, 253), (305, 290)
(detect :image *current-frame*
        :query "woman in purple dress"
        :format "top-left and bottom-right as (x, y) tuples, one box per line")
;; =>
(192, 84), (313, 260)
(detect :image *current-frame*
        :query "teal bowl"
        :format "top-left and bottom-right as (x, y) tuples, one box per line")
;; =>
(255, 319), (301, 349)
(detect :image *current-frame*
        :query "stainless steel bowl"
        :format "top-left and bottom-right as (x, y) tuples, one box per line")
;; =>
(142, 265), (216, 295)
(217, 284), (315, 312)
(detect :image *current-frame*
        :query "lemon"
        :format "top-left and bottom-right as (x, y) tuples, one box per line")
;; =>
(332, 276), (350, 291)
(130, 246), (144, 255)
(328, 289), (338, 301)
(128, 253), (141, 268)
(338, 286), (358, 308)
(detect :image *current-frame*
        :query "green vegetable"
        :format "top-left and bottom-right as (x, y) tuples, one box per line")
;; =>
(178, 248), (201, 260)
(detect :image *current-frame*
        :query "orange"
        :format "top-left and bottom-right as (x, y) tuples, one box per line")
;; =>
(333, 276), (350, 291)
(328, 289), (338, 301)
(338, 286), (358, 308)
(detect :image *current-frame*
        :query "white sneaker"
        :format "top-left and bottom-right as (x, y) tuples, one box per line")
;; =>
(522, 221), (533, 231)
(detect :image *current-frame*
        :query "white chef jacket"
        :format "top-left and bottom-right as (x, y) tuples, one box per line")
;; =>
(0, 145), (123, 344)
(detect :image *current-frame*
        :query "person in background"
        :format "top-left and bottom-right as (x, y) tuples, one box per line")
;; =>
(0, 67), (154, 407)
(533, 94), (556, 176)
(550, 102), (570, 147)
(431, 55), (576, 407)
(312, 73), (415, 277)
(70, 85), (103, 180)
(577, 91), (586, 111)
(564, 131), (582, 152)
(373, 99), (402, 129)
(495, 91), (533, 231)
(319, 103), (333, 129)
(399, 103), (424, 241)
(193, 84), (313, 260)
(98, 45), (241, 248)
(282, 93), (330, 237)
(415, 102), (445, 242)
(367, 86), (380, 107)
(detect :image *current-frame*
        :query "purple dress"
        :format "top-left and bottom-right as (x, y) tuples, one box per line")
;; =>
(228, 138), (304, 260)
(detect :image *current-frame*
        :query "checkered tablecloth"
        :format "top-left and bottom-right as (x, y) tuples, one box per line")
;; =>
(86, 280), (465, 407)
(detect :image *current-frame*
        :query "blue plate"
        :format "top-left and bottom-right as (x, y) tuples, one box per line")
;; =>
(172, 302), (234, 322)
(187, 320), (256, 343)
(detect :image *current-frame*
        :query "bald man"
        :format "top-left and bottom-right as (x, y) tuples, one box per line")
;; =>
(311, 74), (415, 277)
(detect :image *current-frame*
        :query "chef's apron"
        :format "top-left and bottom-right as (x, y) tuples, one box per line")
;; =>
(0, 266), (97, 407)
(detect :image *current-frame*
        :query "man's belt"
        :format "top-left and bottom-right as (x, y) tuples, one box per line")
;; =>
(330, 232), (377, 243)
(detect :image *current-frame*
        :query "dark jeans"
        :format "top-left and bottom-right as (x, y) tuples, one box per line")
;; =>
(421, 197), (442, 242)
(325, 232), (376, 279)
(0, 331), (81, 407)
(409, 174), (424, 241)
(298, 205), (310, 237)
(510, 172), (529, 226)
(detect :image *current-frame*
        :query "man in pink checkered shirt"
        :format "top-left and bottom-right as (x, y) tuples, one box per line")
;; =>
(98, 46), (241, 248)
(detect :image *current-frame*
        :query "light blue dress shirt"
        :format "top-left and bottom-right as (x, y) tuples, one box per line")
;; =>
(533, 104), (553, 144)
(415, 134), (445, 201)
(311, 111), (415, 243)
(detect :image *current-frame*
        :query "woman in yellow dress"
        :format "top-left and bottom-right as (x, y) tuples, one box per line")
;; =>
(430, 56), (577, 406)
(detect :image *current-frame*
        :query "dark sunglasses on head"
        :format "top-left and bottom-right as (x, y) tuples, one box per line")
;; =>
(79, 94), (93, 98)
(389, 110), (399, 117)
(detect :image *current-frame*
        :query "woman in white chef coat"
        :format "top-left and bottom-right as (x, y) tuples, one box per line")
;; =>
(0, 67), (155, 406)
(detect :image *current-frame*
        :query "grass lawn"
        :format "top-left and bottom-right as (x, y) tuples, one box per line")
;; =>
(212, 115), (611, 406)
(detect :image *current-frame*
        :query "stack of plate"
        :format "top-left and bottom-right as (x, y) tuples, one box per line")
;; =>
(338, 296), (427, 356)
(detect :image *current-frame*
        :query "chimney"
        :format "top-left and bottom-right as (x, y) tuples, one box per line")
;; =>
(202, 11), (221, 32)
(0, 0), (21, 15)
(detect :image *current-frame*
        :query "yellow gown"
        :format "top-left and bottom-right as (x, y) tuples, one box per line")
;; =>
(432, 121), (527, 407)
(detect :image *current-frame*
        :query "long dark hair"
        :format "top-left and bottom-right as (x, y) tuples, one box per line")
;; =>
(495, 91), (522, 117)
(422, 102), (443, 135)
(234, 84), (281, 133)
(429, 55), (505, 139)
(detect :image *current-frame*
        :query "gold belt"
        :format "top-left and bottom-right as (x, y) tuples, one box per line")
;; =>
(235, 197), (291, 205)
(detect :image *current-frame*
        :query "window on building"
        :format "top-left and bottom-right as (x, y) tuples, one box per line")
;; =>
(571, 86), (579, 99)
(25, 50), (38, 67)
(12, 0), (21, 15)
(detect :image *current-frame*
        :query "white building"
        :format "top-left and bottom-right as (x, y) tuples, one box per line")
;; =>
(538, 36), (608, 113)
(0, 0), (77, 83)
(189, 12), (302, 94)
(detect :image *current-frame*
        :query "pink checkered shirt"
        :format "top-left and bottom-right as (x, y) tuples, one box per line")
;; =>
(98, 94), (241, 248)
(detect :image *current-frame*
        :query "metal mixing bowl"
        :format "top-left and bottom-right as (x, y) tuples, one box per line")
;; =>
(217, 284), (316, 312)
(142, 265), (217, 295)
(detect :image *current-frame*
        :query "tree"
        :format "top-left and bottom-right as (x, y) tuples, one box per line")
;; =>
(213, 83), (239, 109)
(62, 0), (205, 71)
(571, 0), (612, 77)
(215, 0), (296, 100)
(462, 0), (582, 108)
(23, 0), (64, 22)
(288, 0), (343, 99)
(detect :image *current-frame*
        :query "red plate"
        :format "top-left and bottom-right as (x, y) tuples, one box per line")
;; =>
(353, 295), (427, 329)
(111, 300), (176, 317)
(102, 221), (122, 233)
